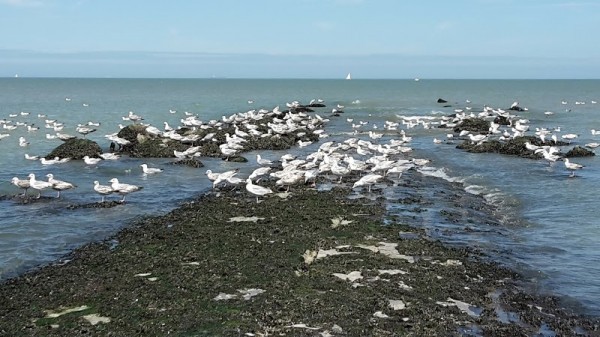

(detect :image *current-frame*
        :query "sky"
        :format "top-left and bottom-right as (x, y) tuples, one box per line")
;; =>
(1, 0), (599, 79)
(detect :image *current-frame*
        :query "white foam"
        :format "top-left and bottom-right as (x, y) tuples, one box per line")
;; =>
(417, 166), (463, 183)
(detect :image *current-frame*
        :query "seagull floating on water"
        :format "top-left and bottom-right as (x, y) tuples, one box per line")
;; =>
(83, 155), (102, 166)
(140, 163), (163, 174)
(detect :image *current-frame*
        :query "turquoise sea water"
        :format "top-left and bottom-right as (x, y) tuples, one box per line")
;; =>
(1, 78), (599, 315)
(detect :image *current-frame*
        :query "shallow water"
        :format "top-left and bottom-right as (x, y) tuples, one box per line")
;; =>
(1, 78), (599, 315)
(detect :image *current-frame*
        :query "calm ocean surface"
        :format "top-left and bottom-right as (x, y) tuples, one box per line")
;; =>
(1, 78), (599, 315)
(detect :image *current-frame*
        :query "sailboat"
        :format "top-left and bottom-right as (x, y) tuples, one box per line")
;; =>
(345, 73), (352, 80)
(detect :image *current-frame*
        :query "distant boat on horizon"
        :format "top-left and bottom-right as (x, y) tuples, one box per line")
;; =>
(345, 73), (352, 80)
(14, 74), (19, 78)
(414, 77), (420, 81)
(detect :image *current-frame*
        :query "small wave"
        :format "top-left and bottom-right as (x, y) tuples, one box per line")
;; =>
(464, 184), (484, 195)
(417, 166), (463, 183)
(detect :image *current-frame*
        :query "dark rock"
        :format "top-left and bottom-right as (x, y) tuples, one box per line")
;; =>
(66, 201), (123, 209)
(437, 98), (448, 103)
(456, 136), (558, 159)
(453, 118), (490, 134)
(224, 155), (248, 162)
(117, 125), (188, 158)
(307, 103), (326, 108)
(46, 138), (102, 160)
(565, 146), (595, 157)
(169, 158), (205, 168)
(493, 116), (511, 126)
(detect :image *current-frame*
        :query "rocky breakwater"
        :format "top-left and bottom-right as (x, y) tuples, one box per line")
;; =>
(114, 103), (328, 164)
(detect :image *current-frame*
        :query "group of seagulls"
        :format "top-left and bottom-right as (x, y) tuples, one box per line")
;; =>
(392, 99), (593, 177)
(203, 129), (428, 203)
(11, 173), (76, 199)
(6, 93), (597, 209)
(11, 172), (142, 202)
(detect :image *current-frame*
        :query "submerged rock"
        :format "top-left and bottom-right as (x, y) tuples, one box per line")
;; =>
(169, 158), (205, 168)
(565, 146), (595, 157)
(46, 138), (102, 160)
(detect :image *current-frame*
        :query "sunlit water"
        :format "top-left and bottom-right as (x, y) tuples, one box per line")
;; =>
(1, 78), (599, 315)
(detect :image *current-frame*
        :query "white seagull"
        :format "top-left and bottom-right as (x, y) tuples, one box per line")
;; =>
(108, 178), (142, 202)
(140, 163), (164, 175)
(83, 155), (102, 166)
(256, 154), (273, 166)
(563, 158), (584, 177)
(352, 174), (383, 192)
(46, 173), (76, 198)
(11, 177), (30, 195)
(28, 173), (53, 198)
(245, 178), (273, 203)
(93, 180), (114, 202)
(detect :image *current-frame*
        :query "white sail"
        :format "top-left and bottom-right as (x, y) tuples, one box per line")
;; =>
(345, 73), (351, 80)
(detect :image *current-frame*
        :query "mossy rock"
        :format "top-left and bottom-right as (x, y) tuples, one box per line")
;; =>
(46, 138), (102, 160)
(453, 118), (490, 134)
(169, 158), (205, 168)
(565, 146), (595, 157)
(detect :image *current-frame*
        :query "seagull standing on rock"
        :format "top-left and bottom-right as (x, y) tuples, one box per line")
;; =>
(11, 177), (30, 195)
(245, 178), (273, 203)
(108, 178), (142, 202)
(46, 173), (76, 198)
(93, 181), (114, 202)
(28, 173), (53, 198)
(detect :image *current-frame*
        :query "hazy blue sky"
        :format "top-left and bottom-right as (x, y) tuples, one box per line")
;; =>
(1, 0), (599, 79)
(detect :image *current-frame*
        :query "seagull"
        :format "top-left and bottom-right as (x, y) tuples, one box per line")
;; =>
(75, 126), (96, 138)
(352, 174), (383, 192)
(256, 154), (273, 166)
(108, 178), (142, 202)
(46, 173), (76, 198)
(28, 173), (53, 198)
(19, 137), (29, 147)
(11, 177), (30, 195)
(99, 153), (121, 160)
(83, 155), (102, 166)
(24, 154), (39, 160)
(93, 181), (114, 202)
(140, 163), (163, 175)
(245, 178), (273, 203)
(249, 166), (272, 182)
(563, 158), (584, 177)
(212, 169), (240, 189)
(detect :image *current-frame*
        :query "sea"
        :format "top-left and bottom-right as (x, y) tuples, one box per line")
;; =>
(0, 78), (599, 316)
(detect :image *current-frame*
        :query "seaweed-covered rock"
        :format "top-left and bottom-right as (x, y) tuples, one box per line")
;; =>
(117, 125), (188, 158)
(493, 116), (511, 126)
(169, 158), (205, 168)
(46, 138), (102, 160)
(565, 146), (595, 158)
(453, 118), (490, 134)
(456, 136), (559, 159)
